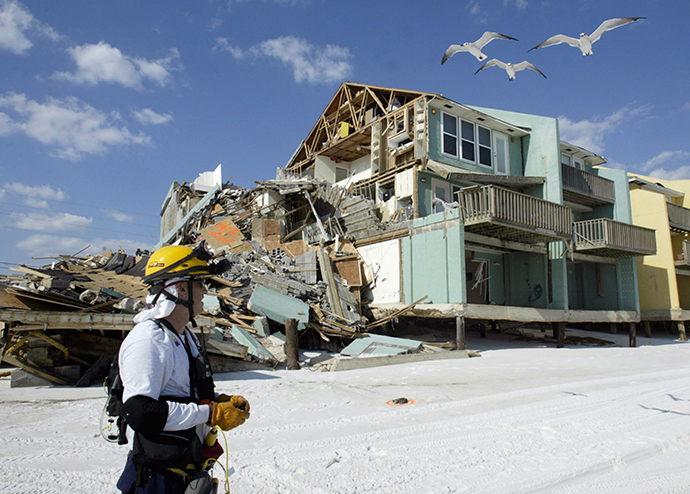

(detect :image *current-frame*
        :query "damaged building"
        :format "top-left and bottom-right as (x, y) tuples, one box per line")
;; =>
(0, 82), (663, 387)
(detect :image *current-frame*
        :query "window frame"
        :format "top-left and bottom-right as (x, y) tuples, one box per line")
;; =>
(441, 111), (459, 158)
(476, 125), (493, 169)
(440, 110), (500, 170)
(460, 120), (476, 163)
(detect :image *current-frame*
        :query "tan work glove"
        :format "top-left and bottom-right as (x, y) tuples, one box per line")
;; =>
(216, 394), (250, 412)
(208, 401), (250, 431)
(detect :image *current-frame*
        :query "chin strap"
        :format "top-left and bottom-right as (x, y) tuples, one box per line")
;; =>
(149, 280), (197, 327)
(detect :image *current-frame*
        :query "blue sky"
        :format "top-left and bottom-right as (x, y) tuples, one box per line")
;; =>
(0, 0), (688, 274)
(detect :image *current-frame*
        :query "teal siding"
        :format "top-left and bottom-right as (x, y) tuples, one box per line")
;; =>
(402, 210), (465, 304)
(505, 251), (549, 308)
(617, 258), (640, 311)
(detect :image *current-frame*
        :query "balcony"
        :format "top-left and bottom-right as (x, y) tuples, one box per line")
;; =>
(674, 241), (690, 271)
(458, 185), (573, 244)
(668, 203), (690, 233)
(574, 218), (656, 258)
(561, 164), (615, 207)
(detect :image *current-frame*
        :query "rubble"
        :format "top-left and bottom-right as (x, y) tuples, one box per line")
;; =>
(0, 175), (447, 387)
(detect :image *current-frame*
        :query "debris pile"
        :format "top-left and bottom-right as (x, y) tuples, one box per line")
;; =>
(0, 175), (439, 387)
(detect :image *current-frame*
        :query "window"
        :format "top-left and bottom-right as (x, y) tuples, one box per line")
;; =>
(461, 120), (475, 161)
(562, 153), (585, 170)
(451, 184), (462, 203)
(441, 112), (496, 169)
(442, 112), (458, 157)
(335, 166), (348, 183)
(478, 126), (492, 167)
(432, 179), (450, 214)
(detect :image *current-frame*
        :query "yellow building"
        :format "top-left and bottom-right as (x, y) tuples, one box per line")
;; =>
(629, 173), (690, 338)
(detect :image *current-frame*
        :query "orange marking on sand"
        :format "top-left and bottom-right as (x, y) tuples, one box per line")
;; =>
(386, 399), (415, 407)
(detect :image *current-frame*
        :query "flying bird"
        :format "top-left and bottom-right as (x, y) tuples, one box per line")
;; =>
(529, 17), (645, 56)
(442, 32), (518, 63)
(474, 59), (547, 81)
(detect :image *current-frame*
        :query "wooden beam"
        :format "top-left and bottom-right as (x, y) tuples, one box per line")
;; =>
(643, 321), (652, 338)
(366, 87), (387, 116)
(629, 322), (637, 347)
(553, 322), (565, 348)
(456, 315), (466, 350)
(285, 318), (299, 371)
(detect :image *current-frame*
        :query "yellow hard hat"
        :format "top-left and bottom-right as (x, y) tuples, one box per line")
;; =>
(143, 244), (212, 285)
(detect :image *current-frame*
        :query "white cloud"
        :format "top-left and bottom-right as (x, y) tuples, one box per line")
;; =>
(645, 166), (690, 181)
(52, 42), (180, 90)
(0, 0), (31, 54)
(16, 234), (153, 257)
(643, 150), (690, 170)
(2, 182), (66, 200)
(9, 211), (92, 234)
(640, 150), (690, 180)
(0, 1), (62, 54)
(16, 234), (91, 256)
(0, 110), (19, 135)
(105, 209), (135, 223)
(215, 38), (247, 59)
(1, 182), (66, 208)
(558, 104), (653, 154)
(504, 0), (528, 8)
(682, 102), (690, 112)
(0, 92), (151, 161)
(217, 36), (353, 84)
(467, 1), (488, 24)
(24, 197), (49, 208)
(132, 108), (173, 125)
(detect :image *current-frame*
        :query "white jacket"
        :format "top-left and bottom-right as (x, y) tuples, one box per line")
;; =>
(119, 318), (211, 446)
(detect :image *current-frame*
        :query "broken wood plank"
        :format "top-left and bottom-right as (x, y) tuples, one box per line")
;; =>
(365, 295), (428, 329)
(318, 248), (343, 318)
(209, 276), (243, 288)
(27, 331), (91, 367)
(1, 354), (71, 385)
(227, 314), (257, 332)
(8, 266), (52, 279)
(204, 338), (249, 360)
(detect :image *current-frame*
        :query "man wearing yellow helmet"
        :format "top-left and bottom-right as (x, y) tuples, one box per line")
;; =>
(116, 242), (250, 494)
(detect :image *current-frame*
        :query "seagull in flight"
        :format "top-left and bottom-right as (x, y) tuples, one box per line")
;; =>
(475, 59), (547, 81)
(442, 32), (518, 63)
(529, 17), (645, 56)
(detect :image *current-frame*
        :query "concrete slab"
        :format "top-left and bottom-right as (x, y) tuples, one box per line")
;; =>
(341, 333), (423, 357)
(247, 285), (309, 330)
(315, 349), (469, 372)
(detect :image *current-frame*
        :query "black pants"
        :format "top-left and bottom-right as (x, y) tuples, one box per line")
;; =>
(117, 453), (187, 494)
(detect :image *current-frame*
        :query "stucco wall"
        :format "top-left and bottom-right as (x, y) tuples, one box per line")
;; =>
(630, 188), (677, 310)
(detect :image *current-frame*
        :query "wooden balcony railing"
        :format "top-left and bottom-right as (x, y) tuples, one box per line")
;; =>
(561, 163), (615, 206)
(458, 185), (573, 244)
(574, 218), (656, 258)
(668, 203), (690, 233)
